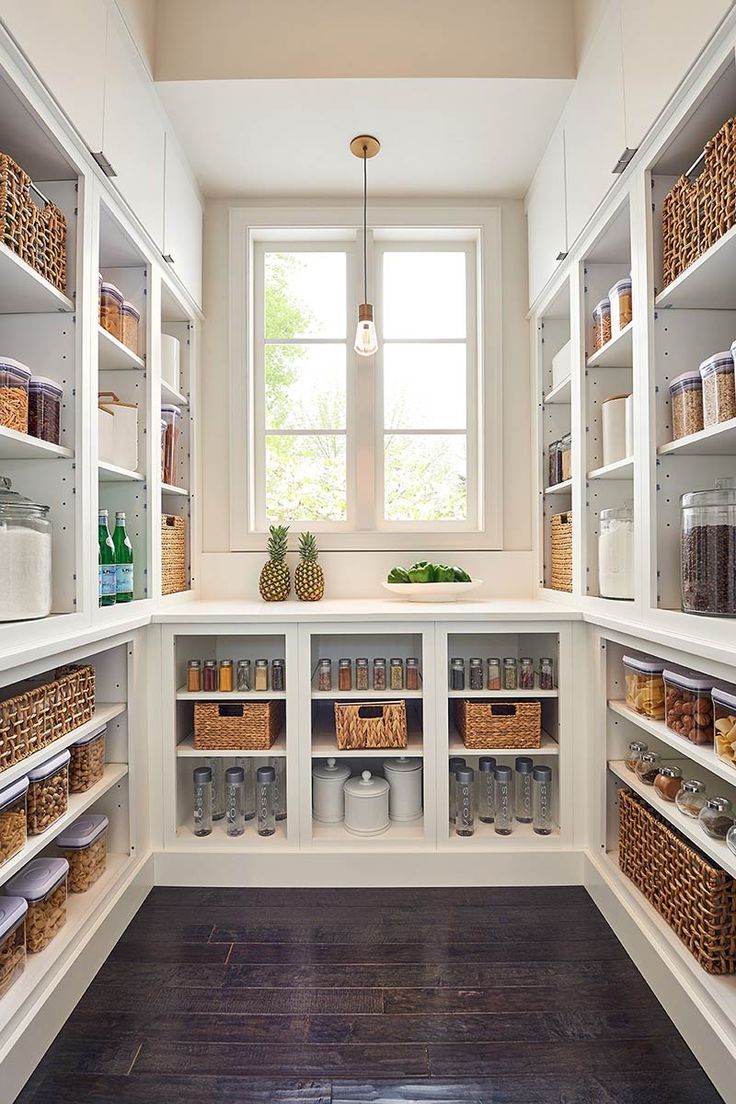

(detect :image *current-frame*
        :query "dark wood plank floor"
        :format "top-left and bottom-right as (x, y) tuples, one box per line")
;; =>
(16, 886), (724, 1104)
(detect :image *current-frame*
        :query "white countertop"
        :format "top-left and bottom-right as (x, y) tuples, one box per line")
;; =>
(151, 597), (582, 623)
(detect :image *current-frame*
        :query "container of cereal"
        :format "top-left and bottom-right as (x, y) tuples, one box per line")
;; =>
(623, 655), (665, 719)
(713, 687), (736, 769)
(592, 298), (611, 352)
(69, 724), (106, 793)
(663, 669), (716, 745)
(6, 857), (68, 952)
(55, 814), (108, 893)
(0, 897), (27, 996)
(669, 372), (703, 441)
(121, 301), (140, 354)
(700, 351), (736, 427)
(99, 282), (124, 341)
(27, 749), (70, 835)
(608, 277), (632, 336)
(0, 776), (28, 867)
(0, 358), (31, 434)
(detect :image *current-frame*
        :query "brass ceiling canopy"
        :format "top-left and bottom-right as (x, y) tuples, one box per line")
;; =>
(350, 135), (381, 159)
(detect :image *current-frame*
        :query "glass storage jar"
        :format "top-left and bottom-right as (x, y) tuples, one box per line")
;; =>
(338, 658), (353, 691)
(548, 439), (562, 487)
(450, 658), (465, 691)
(218, 659), (233, 692)
(0, 477), (52, 621)
(608, 277), (632, 335)
(624, 741), (648, 773)
(405, 658), (420, 690)
(99, 282), (124, 340)
(681, 478), (736, 616)
(355, 658), (369, 690)
(6, 857), (69, 953)
(0, 777), (28, 867)
(55, 814), (108, 892)
(560, 433), (572, 482)
(503, 658), (518, 690)
(700, 351), (736, 427)
(161, 405), (183, 486)
(187, 659), (202, 692)
(202, 660), (217, 692)
(373, 658), (387, 691)
(487, 658), (501, 690)
(675, 779), (708, 819)
(539, 657), (555, 690)
(519, 658), (534, 690)
(592, 297), (612, 352)
(271, 659), (285, 692)
(254, 659), (269, 691)
(669, 371), (704, 441)
(598, 506), (634, 600)
(317, 658), (332, 692)
(727, 823), (736, 858)
(27, 749), (69, 834)
(623, 655), (665, 719)
(0, 358), (31, 433)
(236, 659), (251, 692)
(121, 301), (140, 354)
(28, 376), (63, 444)
(663, 668), (715, 745)
(699, 796), (735, 840)
(469, 658), (484, 690)
(654, 765), (683, 802)
(635, 752), (661, 785)
(0, 897), (27, 996)
(390, 658), (404, 690)
(713, 687), (736, 768)
(69, 724), (106, 793)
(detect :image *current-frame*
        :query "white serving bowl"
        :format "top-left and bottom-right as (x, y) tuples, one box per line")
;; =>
(381, 580), (483, 602)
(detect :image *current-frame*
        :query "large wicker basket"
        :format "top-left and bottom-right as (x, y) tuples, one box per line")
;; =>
(550, 510), (572, 592)
(454, 699), (542, 749)
(619, 788), (736, 974)
(0, 152), (66, 293)
(0, 665), (95, 772)
(193, 700), (284, 751)
(162, 514), (187, 595)
(334, 700), (408, 750)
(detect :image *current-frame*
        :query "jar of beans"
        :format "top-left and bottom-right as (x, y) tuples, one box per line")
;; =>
(28, 377), (63, 444)
(700, 351), (736, 428)
(592, 298), (611, 352)
(55, 814), (108, 893)
(681, 478), (736, 616)
(69, 724), (106, 793)
(0, 358), (31, 433)
(669, 371), (703, 441)
(6, 857), (69, 953)
(27, 749), (70, 835)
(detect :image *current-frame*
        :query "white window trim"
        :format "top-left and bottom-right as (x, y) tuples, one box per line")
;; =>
(228, 204), (503, 553)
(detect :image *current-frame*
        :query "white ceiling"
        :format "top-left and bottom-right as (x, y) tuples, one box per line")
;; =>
(157, 77), (574, 199)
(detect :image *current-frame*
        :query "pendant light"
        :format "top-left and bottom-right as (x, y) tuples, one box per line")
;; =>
(350, 134), (380, 357)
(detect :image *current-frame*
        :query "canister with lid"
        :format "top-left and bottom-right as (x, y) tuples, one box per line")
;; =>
(384, 757), (423, 822)
(312, 757), (351, 823)
(0, 358), (31, 433)
(28, 376), (63, 444)
(601, 394), (630, 466)
(343, 770), (390, 836)
(55, 813), (108, 892)
(681, 477), (736, 616)
(700, 352), (735, 427)
(669, 371), (703, 440)
(608, 277), (632, 335)
(0, 897), (27, 996)
(592, 298), (611, 352)
(0, 477), (52, 621)
(6, 857), (69, 953)
(0, 776), (28, 866)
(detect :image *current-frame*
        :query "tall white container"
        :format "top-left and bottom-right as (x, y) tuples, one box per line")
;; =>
(161, 334), (181, 392)
(312, 758), (351, 823)
(343, 771), (389, 836)
(383, 757), (423, 822)
(601, 394), (629, 466)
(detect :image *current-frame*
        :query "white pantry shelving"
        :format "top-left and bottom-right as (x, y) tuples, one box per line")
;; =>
(97, 326), (145, 371)
(0, 240), (74, 315)
(0, 425), (73, 461)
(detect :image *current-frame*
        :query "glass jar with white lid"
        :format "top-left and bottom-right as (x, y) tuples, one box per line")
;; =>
(0, 478), (52, 621)
(598, 505), (634, 600)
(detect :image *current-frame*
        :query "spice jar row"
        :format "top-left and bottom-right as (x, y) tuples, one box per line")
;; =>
(192, 756), (286, 837)
(316, 657), (421, 692)
(591, 277), (632, 354)
(99, 279), (140, 355)
(450, 656), (555, 691)
(449, 755), (554, 837)
(0, 357), (63, 445)
(669, 344), (736, 442)
(187, 658), (285, 693)
(313, 757), (422, 835)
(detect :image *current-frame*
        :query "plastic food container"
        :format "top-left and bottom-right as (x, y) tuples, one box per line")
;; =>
(6, 857), (68, 953)
(713, 687), (736, 769)
(663, 669), (715, 745)
(69, 724), (106, 793)
(0, 897), (27, 996)
(681, 477), (736, 616)
(343, 770), (389, 836)
(121, 301), (141, 355)
(312, 758), (351, 823)
(608, 277), (632, 336)
(161, 404), (183, 486)
(0, 358), (31, 433)
(700, 351), (736, 427)
(559, 433), (572, 481)
(669, 372), (703, 441)
(0, 478), (52, 622)
(56, 814), (108, 893)
(0, 776), (28, 866)
(99, 282), (124, 341)
(28, 376), (63, 445)
(623, 655), (665, 719)
(592, 298), (611, 352)
(27, 748), (70, 835)
(548, 439), (562, 487)
(384, 757), (423, 822)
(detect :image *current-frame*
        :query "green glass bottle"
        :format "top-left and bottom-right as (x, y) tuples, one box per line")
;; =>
(98, 509), (116, 607)
(113, 510), (134, 603)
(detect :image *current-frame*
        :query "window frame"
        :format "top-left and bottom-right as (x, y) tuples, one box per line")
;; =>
(229, 205), (503, 552)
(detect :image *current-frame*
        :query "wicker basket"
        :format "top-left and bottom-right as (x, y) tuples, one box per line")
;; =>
(454, 699), (542, 749)
(334, 700), (408, 750)
(0, 665), (95, 772)
(550, 510), (572, 592)
(619, 788), (736, 974)
(662, 116), (736, 289)
(0, 153), (66, 293)
(162, 514), (187, 595)
(193, 700), (284, 751)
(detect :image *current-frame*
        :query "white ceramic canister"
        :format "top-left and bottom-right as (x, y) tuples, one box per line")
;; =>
(312, 757), (351, 823)
(601, 394), (629, 466)
(343, 770), (390, 836)
(383, 757), (423, 822)
(160, 334), (181, 391)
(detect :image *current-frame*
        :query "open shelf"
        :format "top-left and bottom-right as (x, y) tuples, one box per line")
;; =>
(161, 482), (189, 496)
(311, 688), (422, 700)
(0, 425), (73, 460)
(311, 727), (424, 758)
(543, 376), (571, 405)
(444, 819), (562, 849)
(98, 460), (145, 483)
(656, 222), (736, 310)
(0, 240), (74, 315)
(175, 820), (290, 848)
(175, 733), (287, 757)
(448, 727), (559, 756)
(0, 704), (127, 790)
(98, 327), (145, 371)
(587, 456), (634, 481)
(161, 379), (189, 407)
(175, 687), (286, 700)
(447, 688), (558, 698)
(586, 321), (633, 368)
(311, 818), (426, 847)
(544, 479), (572, 494)
(658, 417), (736, 456)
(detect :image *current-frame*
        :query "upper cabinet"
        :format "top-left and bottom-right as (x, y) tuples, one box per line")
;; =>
(163, 134), (203, 307)
(1, 0), (107, 150)
(621, 0), (731, 148)
(526, 124), (567, 307)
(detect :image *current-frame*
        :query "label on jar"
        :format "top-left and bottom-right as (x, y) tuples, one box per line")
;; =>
(115, 563), (134, 595)
(99, 564), (116, 599)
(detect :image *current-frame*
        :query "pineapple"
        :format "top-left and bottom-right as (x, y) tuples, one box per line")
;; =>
(295, 531), (324, 601)
(259, 525), (291, 602)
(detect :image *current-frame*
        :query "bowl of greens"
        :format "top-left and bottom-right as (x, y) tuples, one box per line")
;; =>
(382, 562), (482, 602)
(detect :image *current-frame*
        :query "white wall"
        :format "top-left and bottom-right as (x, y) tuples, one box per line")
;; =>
(198, 197), (535, 600)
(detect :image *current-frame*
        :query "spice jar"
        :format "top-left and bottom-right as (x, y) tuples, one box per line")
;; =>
(681, 477), (736, 616)
(624, 741), (648, 773)
(608, 277), (632, 335)
(254, 659), (269, 691)
(405, 658), (420, 691)
(0, 358), (31, 433)
(0, 777), (28, 867)
(663, 668), (715, 745)
(599, 506), (634, 600)
(654, 765), (683, 802)
(699, 796), (735, 840)
(218, 659), (234, 693)
(338, 658), (353, 691)
(0, 897), (27, 997)
(161, 405), (183, 486)
(478, 757), (496, 823)
(487, 658), (501, 690)
(355, 658), (369, 690)
(121, 301), (140, 354)
(675, 780), (708, 819)
(469, 658), (484, 691)
(519, 658), (534, 690)
(236, 659), (251, 692)
(450, 658), (465, 691)
(669, 372), (704, 441)
(202, 660), (217, 693)
(700, 351), (736, 428)
(272, 659), (285, 692)
(390, 658), (404, 690)
(99, 282), (124, 340)
(0, 478), (52, 622)
(635, 752), (661, 785)
(503, 658), (518, 690)
(592, 297), (612, 352)
(623, 655), (665, 719)
(187, 660), (202, 693)
(373, 658), (387, 691)
(539, 658), (554, 690)
(318, 658), (333, 692)
(28, 377), (63, 445)
(713, 687), (736, 768)
(6, 857), (68, 953)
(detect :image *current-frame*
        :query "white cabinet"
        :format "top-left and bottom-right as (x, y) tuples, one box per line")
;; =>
(1, 0), (107, 150)
(526, 124), (567, 307)
(564, 0), (626, 246)
(621, 0), (731, 148)
(163, 134), (203, 306)
(102, 6), (165, 248)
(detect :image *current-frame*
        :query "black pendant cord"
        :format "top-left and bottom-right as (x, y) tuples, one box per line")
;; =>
(363, 145), (368, 304)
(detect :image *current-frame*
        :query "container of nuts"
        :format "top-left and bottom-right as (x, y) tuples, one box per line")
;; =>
(0, 897), (28, 996)
(69, 724), (106, 794)
(663, 668), (716, 746)
(623, 655), (665, 719)
(27, 748), (70, 835)
(713, 687), (736, 769)
(5, 857), (69, 953)
(0, 776), (28, 867)
(669, 371), (703, 441)
(55, 813), (108, 893)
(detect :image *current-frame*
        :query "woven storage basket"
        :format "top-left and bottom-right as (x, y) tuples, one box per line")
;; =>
(30, 190), (67, 293)
(0, 152), (32, 258)
(193, 700), (284, 751)
(550, 511), (573, 592)
(0, 665), (95, 772)
(334, 700), (408, 750)
(454, 699), (542, 749)
(619, 788), (736, 974)
(0, 153), (66, 292)
(662, 116), (736, 289)
(162, 514), (187, 595)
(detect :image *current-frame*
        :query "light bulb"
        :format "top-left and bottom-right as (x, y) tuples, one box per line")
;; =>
(354, 303), (378, 357)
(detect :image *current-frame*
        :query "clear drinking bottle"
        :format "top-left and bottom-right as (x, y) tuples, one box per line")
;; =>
(478, 756), (496, 823)
(236, 756), (256, 821)
(533, 765), (554, 835)
(192, 766), (213, 836)
(207, 757), (226, 820)
(225, 765), (246, 837)
(494, 765), (513, 835)
(515, 756), (534, 823)
(455, 766), (475, 837)
(269, 756), (287, 820)
(257, 765), (276, 836)
(448, 757), (466, 822)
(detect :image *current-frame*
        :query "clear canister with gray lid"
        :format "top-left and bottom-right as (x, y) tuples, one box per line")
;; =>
(448, 756), (466, 821)
(192, 766), (213, 836)
(515, 756), (534, 823)
(0, 896), (27, 997)
(384, 756), (423, 822)
(494, 764), (513, 835)
(343, 770), (389, 836)
(533, 764), (553, 835)
(455, 766), (475, 837)
(478, 756), (496, 823)
(225, 765), (245, 836)
(312, 757), (351, 823)
(257, 765), (276, 836)
(0, 477), (52, 621)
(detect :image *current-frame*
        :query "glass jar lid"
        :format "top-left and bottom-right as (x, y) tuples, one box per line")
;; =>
(469, 657), (483, 666)
(255, 659), (269, 667)
(658, 766), (682, 779)
(600, 505), (633, 521)
(681, 477), (736, 510)
(593, 297), (611, 316)
(628, 741), (647, 754)
(450, 658), (464, 666)
(640, 752), (660, 765)
(339, 658), (352, 667)
(682, 780), (706, 794)
(0, 477), (50, 521)
(706, 797), (733, 812)
(670, 370), (702, 391)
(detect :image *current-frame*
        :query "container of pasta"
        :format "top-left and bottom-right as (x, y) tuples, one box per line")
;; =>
(623, 655), (665, 719)
(55, 814), (108, 893)
(713, 687), (736, 770)
(6, 857), (68, 953)
(0, 776), (28, 867)
(69, 724), (106, 793)
(0, 897), (27, 996)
